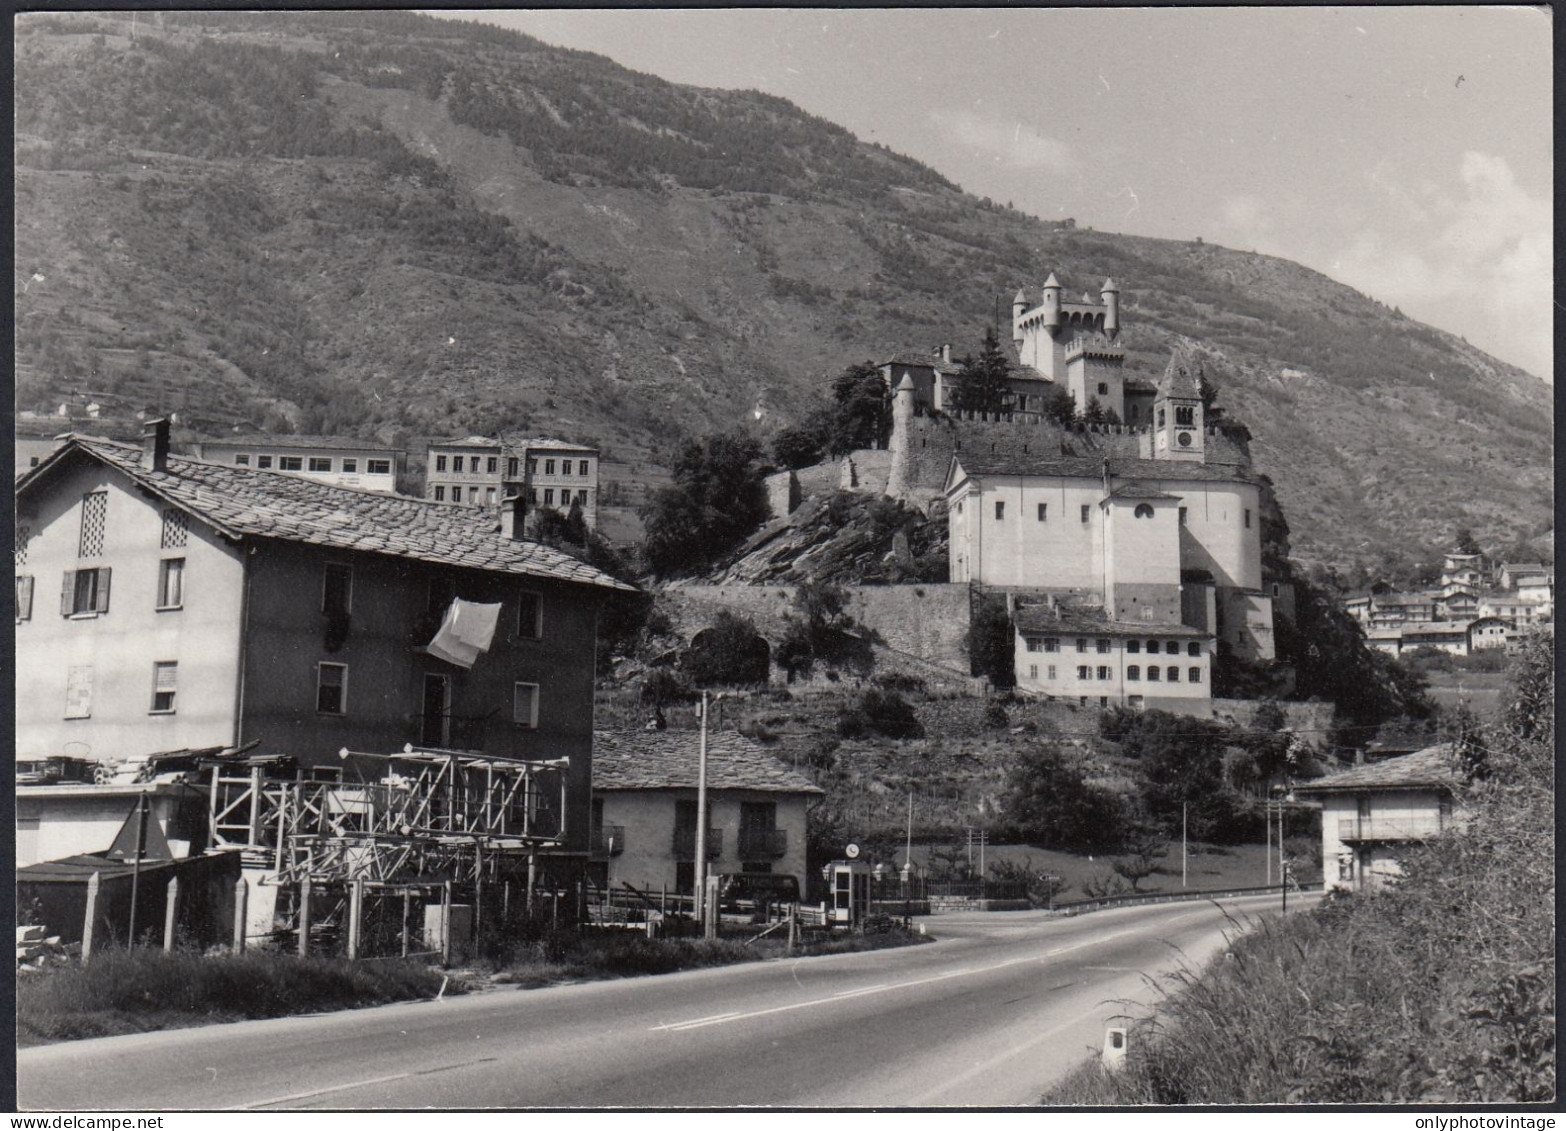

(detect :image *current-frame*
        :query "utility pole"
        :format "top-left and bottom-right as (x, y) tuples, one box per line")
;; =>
(1182, 802), (1187, 889)
(127, 793), (149, 946)
(695, 691), (716, 924)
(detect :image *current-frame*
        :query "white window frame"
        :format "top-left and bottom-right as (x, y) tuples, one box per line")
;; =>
(279, 456), (303, 471)
(579, 460), (589, 476)
(308, 457), (333, 473)
(513, 681), (540, 729)
(63, 567), (111, 617)
(341, 458), (359, 474)
(157, 557), (185, 610)
(316, 662), (349, 715)
(150, 661), (178, 714)
(368, 459), (391, 475)
(436, 455), (448, 472)
(257, 455), (273, 469)
(235, 454), (250, 466)
(16, 575), (35, 622)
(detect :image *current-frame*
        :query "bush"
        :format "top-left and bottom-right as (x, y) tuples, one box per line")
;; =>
(641, 429), (770, 575)
(681, 611), (771, 687)
(967, 594), (1015, 687)
(640, 668), (694, 706)
(836, 688), (922, 739)
(1000, 744), (1135, 852)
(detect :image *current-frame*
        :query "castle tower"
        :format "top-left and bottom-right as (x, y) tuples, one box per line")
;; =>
(1150, 351), (1206, 462)
(1011, 289), (1028, 352)
(1040, 272), (1062, 331)
(1101, 278), (1120, 336)
(884, 374), (917, 501)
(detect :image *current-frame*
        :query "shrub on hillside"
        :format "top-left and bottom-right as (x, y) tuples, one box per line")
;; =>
(640, 429), (770, 576)
(967, 594), (1015, 688)
(680, 612), (771, 688)
(836, 689), (922, 740)
(999, 744), (1135, 853)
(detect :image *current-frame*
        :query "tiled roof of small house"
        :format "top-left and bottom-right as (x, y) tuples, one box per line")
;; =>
(1402, 621), (1473, 637)
(430, 435), (503, 449)
(1012, 604), (1209, 638)
(20, 437), (634, 592)
(1293, 744), (1459, 795)
(592, 729), (824, 794)
(196, 434), (403, 453)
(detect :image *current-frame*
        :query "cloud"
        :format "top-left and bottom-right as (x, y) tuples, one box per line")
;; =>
(1330, 152), (1553, 381)
(929, 109), (1077, 174)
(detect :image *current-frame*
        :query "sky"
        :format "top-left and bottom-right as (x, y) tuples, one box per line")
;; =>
(439, 7), (1553, 382)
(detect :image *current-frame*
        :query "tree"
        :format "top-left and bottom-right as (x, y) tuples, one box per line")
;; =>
(828, 362), (890, 455)
(1001, 744), (1133, 852)
(967, 593), (1015, 687)
(951, 326), (1015, 414)
(1454, 527), (1483, 556)
(641, 429), (770, 575)
(771, 409), (833, 470)
(775, 580), (872, 680)
(1036, 383), (1078, 426)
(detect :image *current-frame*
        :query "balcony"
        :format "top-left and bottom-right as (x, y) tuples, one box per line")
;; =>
(671, 827), (723, 860)
(590, 825), (626, 861)
(737, 827), (788, 859)
(1338, 817), (1447, 843)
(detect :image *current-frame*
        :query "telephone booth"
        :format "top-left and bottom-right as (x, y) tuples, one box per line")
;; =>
(825, 860), (872, 927)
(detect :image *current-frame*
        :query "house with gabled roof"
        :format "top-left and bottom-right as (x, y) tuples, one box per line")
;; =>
(1013, 603), (1214, 711)
(590, 728), (822, 896)
(190, 434), (404, 494)
(15, 421), (633, 859)
(1292, 744), (1462, 893)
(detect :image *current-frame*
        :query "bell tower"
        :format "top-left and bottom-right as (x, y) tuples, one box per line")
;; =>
(1151, 351), (1205, 462)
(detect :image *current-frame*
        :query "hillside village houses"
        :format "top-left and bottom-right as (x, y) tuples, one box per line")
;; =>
(14, 422), (633, 884)
(425, 435), (600, 531)
(1348, 549), (1553, 658)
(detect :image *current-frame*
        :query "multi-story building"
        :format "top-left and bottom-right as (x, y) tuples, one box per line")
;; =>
(1013, 605), (1213, 710)
(15, 422), (632, 859)
(425, 436), (600, 530)
(190, 435), (403, 493)
(1294, 744), (1461, 894)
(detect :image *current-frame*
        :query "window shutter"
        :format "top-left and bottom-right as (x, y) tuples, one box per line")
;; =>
(154, 662), (178, 692)
(18, 576), (34, 621)
(95, 567), (111, 613)
(61, 570), (75, 616)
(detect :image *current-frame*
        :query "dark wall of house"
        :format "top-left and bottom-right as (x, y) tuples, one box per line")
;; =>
(236, 539), (601, 854)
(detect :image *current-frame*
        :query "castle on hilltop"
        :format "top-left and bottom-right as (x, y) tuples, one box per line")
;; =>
(767, 272), (1287, 713)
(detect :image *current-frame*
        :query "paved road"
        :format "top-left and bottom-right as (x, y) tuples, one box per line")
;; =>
(19, 893), (1314, 1109)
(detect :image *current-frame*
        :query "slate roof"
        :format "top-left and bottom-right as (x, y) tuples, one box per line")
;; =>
(196, 434), (402, 453)
(1157, 352), (1204, 399)
(592, 729), (824, 794)
(940, 415), (1254, 485)
(19, 438), (635, 592)
(1013, 604), (1209, 638)
(1293, 744), (1459, 795)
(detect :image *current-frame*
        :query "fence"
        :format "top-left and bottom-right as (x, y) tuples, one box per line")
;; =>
(1051, 881), (1323, 917)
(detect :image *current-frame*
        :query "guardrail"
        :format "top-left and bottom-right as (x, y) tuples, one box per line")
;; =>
(1051, 881), (1323, 917)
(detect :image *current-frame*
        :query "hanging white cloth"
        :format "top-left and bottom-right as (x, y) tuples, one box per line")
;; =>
(426, 599), (502, 669)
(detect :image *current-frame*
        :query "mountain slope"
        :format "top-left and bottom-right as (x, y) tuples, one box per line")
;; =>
(13, 10), (1552, 564)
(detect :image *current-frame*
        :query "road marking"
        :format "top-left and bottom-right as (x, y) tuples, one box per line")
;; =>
(649, 909), (1216, 1035)
(228, 1058), (499, 1109)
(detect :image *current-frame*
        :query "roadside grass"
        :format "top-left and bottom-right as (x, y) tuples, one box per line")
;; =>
(477, 922), (929, 988)
(17, 948), (445, 1048)
(1042, 637), (1554, 1105)
(19, 925), (928, 1045)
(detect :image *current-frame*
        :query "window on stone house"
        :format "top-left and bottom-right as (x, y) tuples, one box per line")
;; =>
(434, 486), (445, 501)
(1147, 666), (1160, 682)
(309, 457), (332, 473)
(1188, 642), (1201, 656)
(562, 461), (572, 476)
(1167, 666), (1180, 682)
(235, 454), (250, 466)
(1097, 665), (1110, 680)
(1047, 665), (1056, 680)
(1029, 664), (1038, 680)
(1245, 509), (1252, 529)
(1076, 639), (1087, 653)
(157, 558), (184, 609)
(1127, 665), (1140, 681)
(576, 490), (588, 505)
(1189, 667), (1201, 683)
(1043, 638), (1058, 652)
(62, 568), (111, 616)
(1081, 505), (1090, 522)
(1165, 641), (1179, 655)
(150, 661), (177, 713)
(453, 456), (464, 473)
(1098, 382), (1108, 396)
(513, 682), (539, 728)
(16, 575), (34, 622)
(323, 563), (353, 617)
(517, 591), (542, 640)
(342, 459), (358, 473)
(579, 461), (590, 476)
(317, 663), (348, 715)
(257, 455), (273, 469)
(1096, 639), (1110, 653)
(995, 501), (1005, 521)
(1176, 406), (1194, 426)
(436, 456), (448, 472)
(1077, 665), (1090, 680)
(488, 457), (498, 474)
(545, 460), (556, 475)
(280, 456), (303, 471)
(1037, 503), (1047, 521)
(508, 457), (520, 477)
(544, 489), (555, 506)
(1127, 640), (1140, 653)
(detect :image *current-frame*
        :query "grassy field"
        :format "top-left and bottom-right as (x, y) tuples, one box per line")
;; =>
(1422, 669), (1507, 714)
(903, 838), (1319, 899)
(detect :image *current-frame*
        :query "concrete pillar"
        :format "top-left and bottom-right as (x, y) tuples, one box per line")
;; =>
(82, 871), (100, 964)
(298, 878), (312, 958)
(163, 877), (180, 953)
(233, 877), (249, 954)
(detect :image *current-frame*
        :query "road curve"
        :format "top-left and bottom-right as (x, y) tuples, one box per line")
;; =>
(19, 892), (1314, 1109)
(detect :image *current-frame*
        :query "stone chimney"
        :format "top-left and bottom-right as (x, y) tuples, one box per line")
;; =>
(499, 493), (527, 541)
(140, 418), (170, 472)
